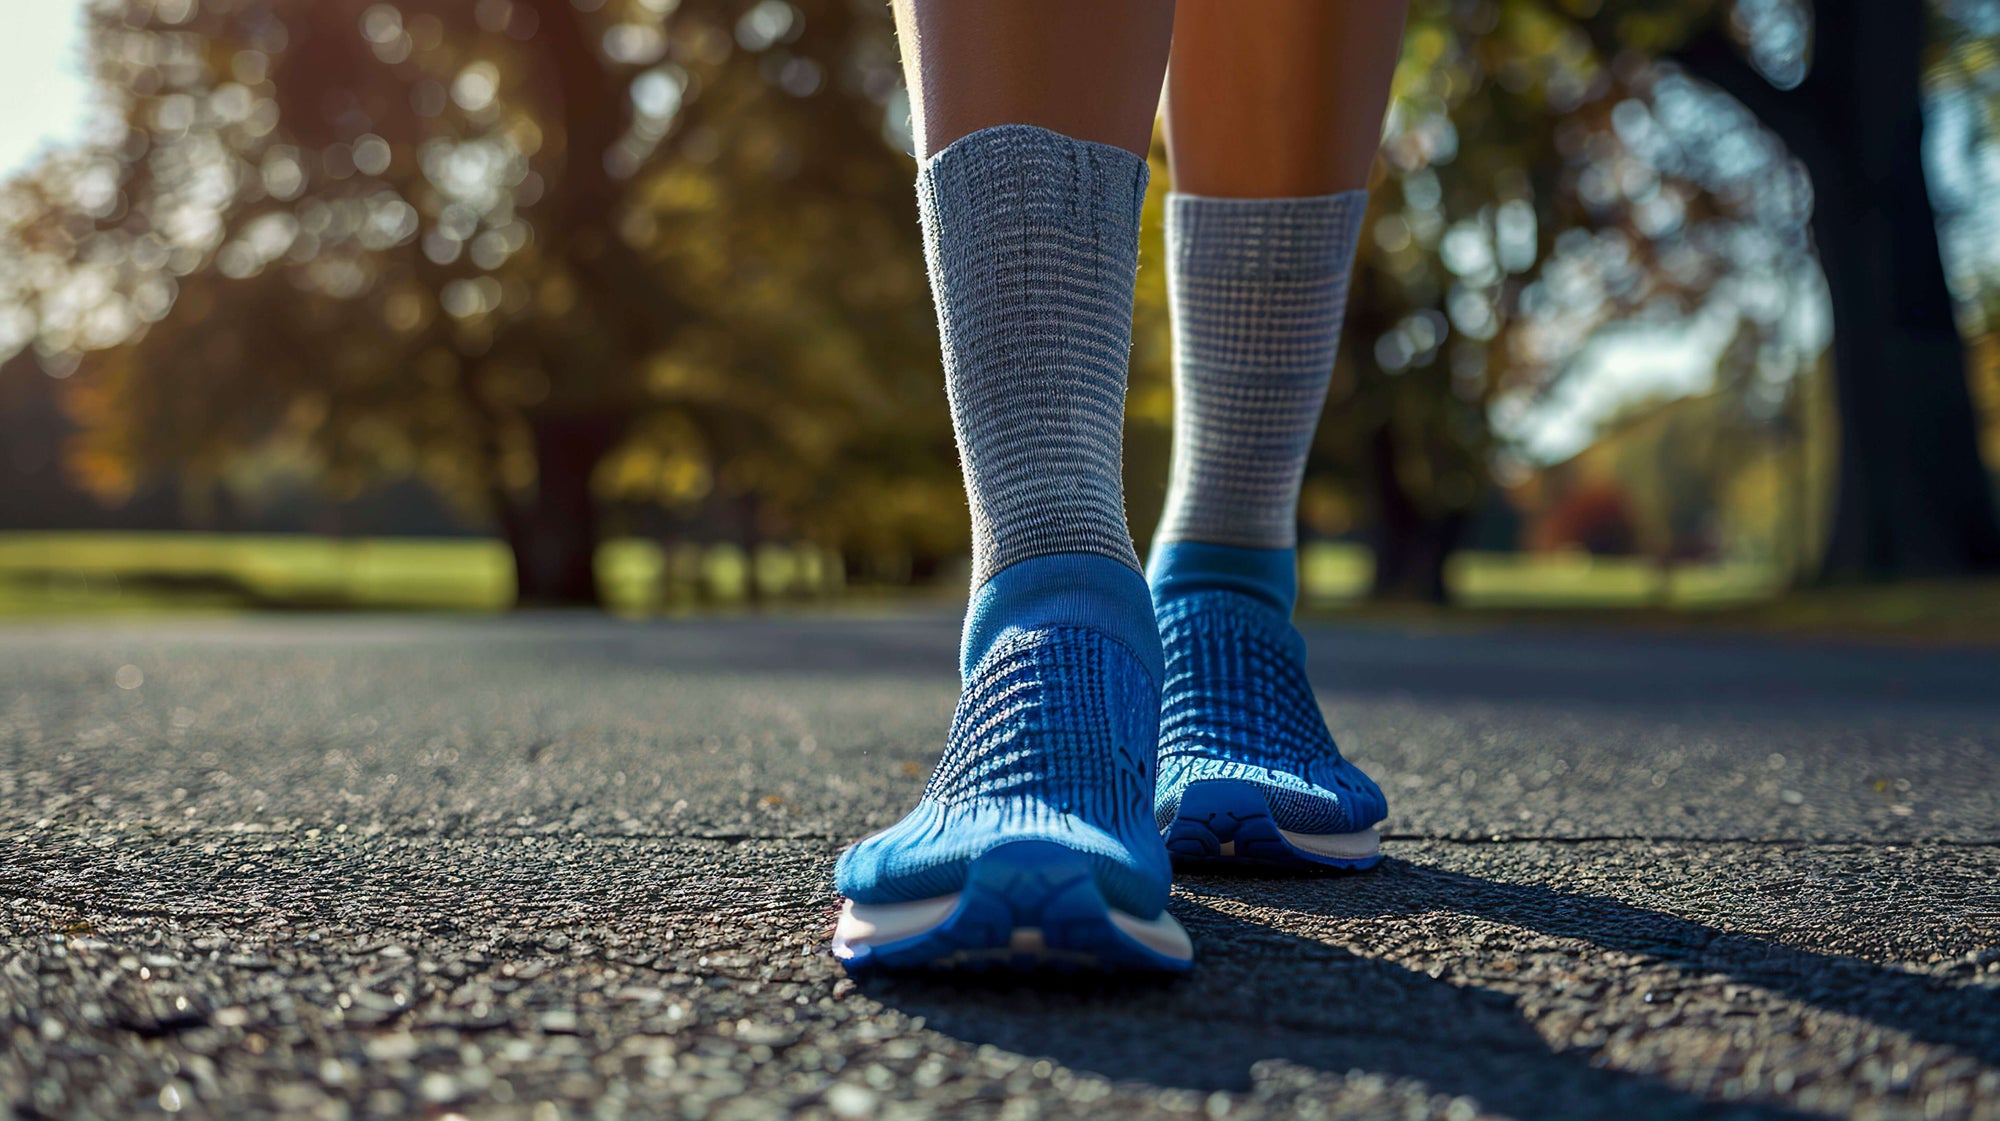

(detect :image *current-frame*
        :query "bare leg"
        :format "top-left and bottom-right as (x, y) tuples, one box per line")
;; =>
(891, 0), (1177, 159)
(1164, 0), (1408, 196)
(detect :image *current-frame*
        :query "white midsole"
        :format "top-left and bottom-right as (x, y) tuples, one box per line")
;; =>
(831, 895), (959, 955)
(1275, 825), (1381, 860)
(833, 895), (1193, 963)
(1108, 907), (1195, 960)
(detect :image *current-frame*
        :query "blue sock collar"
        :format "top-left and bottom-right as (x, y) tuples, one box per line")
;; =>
(961, 553), (1164, 685)
(1146, 540), (1298, 617)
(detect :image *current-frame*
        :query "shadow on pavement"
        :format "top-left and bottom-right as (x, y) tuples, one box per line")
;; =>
(866, 859), (1995, 1118)
(1311, 859), (2000, 1069)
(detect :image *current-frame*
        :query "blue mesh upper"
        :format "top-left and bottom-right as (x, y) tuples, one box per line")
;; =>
(835, 624), (1171, 919)
(1152, 586), (1388, 836)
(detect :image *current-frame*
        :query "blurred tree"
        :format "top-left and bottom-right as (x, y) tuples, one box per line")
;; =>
(1595, 0), (2000, 580)
(8, 0), (1999, 610)
(1287, 0), (2000, 601)
(3, 0), (947, 606)
(1299, 0), (1732, 601)
(1533, 480), (1640, 556)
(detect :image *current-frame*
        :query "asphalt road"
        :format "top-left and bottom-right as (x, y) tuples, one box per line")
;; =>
(2, 611), (1997, 1120)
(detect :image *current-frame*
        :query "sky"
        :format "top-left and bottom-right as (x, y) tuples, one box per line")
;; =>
(0, 0), (91, 180)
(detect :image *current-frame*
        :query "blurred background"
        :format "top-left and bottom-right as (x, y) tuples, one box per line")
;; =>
(2, 0), (1998, 637)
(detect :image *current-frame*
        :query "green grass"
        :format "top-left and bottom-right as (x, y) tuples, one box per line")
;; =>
(5, 532), (1992, 643)
(1298, 542), (1784, 609)
(0, 533), (514, 614)
(0, 531), (1782, 615)
(0, 533), (846, 616)
(1298, 542), (2000, 644)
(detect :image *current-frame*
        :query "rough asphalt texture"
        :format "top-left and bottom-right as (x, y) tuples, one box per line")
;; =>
(2, 612), (1997, 1121)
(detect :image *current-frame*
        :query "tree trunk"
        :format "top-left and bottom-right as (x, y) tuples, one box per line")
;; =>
(500, 414), (625, 608)
(1808, 2), (2000, 580)
(1366, 424), (1466, 603)
(1675, 3), (2000, 581)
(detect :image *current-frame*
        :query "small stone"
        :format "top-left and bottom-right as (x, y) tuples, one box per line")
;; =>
(419, 1072), (460, 1103)
(824, 1083), (877, 1119)
(364, 1033), (418, 1061)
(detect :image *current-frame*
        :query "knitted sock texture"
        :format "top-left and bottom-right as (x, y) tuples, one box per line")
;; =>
(919, 124), (1150, 586)
(1154, 191), (1368, 552)
(835, 126), (1169, 919)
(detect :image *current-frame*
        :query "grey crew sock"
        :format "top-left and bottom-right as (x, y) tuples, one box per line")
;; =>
(1153, 191), (1369, 551)
(917, 124), (1151, 587)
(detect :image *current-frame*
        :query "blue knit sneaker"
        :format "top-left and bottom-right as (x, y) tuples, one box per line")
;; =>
(1148, 542), (1388, 872)
(833, 556), (1193, 973)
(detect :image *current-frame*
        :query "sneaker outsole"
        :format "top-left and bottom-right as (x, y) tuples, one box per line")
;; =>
(832, 841), (1193, 975)
(1164, 779), (1383, 872)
